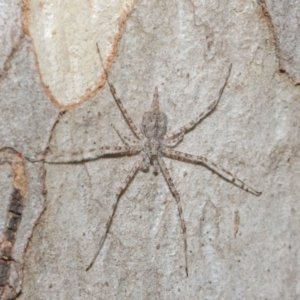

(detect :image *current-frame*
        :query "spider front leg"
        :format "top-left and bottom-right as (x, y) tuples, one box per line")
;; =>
(163, 148), (262, 196)
(86, 153), (146, 271)
(164, 63), (232, 140)
(25, 146), (141, 164)
(96, 43), (144, 140)
(157, 157), (189, 277)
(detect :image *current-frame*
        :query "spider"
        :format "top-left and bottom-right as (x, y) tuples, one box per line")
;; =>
(30, 45), (261, 277)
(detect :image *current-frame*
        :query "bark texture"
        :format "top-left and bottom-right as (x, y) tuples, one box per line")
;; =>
(0, 0), (299, 299)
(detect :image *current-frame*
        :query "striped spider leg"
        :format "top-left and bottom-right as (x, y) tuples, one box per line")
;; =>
(162, 149), (262, 196)
(27, 145), (142, 164)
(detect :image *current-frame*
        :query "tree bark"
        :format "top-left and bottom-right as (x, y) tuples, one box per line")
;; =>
(0, 0), (300, 299)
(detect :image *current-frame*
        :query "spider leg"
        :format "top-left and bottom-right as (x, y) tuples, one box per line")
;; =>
(162, 132), (184, 148)
(164, 64), (232, 140)
(111, 124), (140, 146)
(96, 44), (144, 140)
(163, 148), (262, 196)
(157, 156), (189, 277)
(25, 146), (141, 164)
(86, 153), (146, 271)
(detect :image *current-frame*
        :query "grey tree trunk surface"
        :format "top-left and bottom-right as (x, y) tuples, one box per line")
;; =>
(0, 0), (300, 299)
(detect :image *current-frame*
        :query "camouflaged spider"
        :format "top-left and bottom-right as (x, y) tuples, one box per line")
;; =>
(33, 45), (261, 277)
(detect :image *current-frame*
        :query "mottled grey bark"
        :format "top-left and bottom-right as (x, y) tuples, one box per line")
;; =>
(0, 0), (299, 299)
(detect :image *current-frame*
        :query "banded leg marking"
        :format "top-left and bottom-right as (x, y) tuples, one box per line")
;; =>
(26, 146), (141, 164)
(163, 148), (262, 196)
